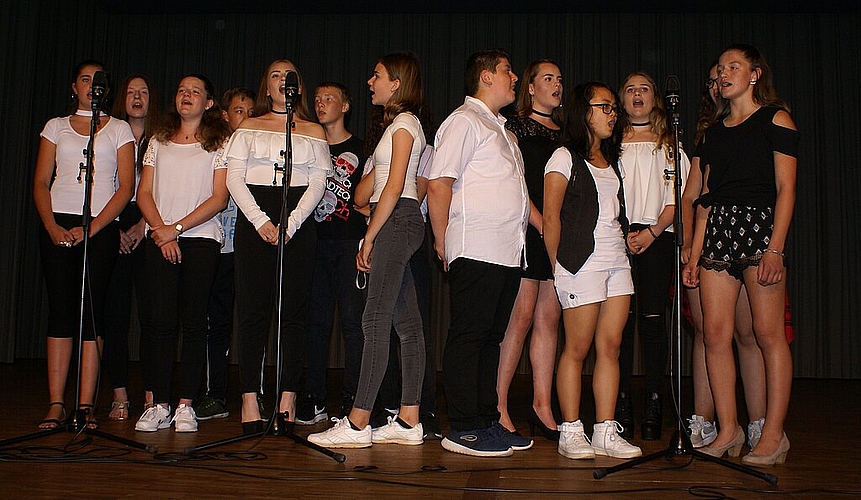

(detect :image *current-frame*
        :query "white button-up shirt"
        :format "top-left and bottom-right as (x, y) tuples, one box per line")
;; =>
(429, 96), (529, 267)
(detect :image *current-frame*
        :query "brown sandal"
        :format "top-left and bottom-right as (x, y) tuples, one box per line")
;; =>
(39, 402), (66, 430)
(109, 401), (130, 420)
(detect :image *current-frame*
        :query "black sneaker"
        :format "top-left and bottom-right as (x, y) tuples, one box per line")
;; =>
(490, 420), (533, 451)
(194, 395), (229, 421)
(615, 391), (634, 439)
(295, 394), (328, 425)
(421, 412), (443, 440)
(441, 427), (513, 457)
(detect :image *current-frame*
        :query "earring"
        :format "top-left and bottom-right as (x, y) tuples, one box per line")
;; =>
(750, 79), (757, 85)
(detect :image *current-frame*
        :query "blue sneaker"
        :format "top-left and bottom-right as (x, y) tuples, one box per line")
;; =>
(491, 420), (534, 451)
(441, 427), (513, 457)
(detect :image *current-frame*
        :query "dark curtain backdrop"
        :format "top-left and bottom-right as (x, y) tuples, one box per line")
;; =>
(1, 3), (858, 378)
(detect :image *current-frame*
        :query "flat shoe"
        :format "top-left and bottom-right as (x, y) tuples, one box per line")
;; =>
(79, 404), (98, 430)
(109, 401), (130, 421)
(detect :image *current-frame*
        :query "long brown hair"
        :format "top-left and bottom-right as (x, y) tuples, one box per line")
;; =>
(514, 58), (563, 126)
(715, 44), (790, 120)
(155, 74), (231, 152)
(251, 59), (312, 122)
(377, 52), (424, 127)
(694, 61), (719, 147)
(111, 74), (162, 170)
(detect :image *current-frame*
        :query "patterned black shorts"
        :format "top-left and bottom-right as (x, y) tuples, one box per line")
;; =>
(699, 203), (775, 280)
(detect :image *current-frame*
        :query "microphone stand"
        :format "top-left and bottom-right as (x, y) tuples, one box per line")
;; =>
(184, 90), (344, 462)
(593, 78), (776, 485)
(0, 91), (155, 454)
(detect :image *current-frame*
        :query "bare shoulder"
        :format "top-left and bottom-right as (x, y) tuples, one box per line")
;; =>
(772, 109), (797, 131)
(293, 119), (326, 140)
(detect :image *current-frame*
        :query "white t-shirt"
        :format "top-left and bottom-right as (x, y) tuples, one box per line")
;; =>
(40, 116), (135, 217)
(142, 140), (225, 243)
(371, 112), (425, 203)
(429, 96), (529, 267)
(545, 147), (629, 273)
(225, 129), (330, 238)
(619, 141), (690, 231)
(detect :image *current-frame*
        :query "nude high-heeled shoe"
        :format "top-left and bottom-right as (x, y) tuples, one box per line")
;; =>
(699, 425), (745, 458)
(741, 433), (790, 467)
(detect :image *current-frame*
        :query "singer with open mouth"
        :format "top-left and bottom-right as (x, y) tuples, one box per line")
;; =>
(225, 59), (330, 434)
(32, 60), (135, 430)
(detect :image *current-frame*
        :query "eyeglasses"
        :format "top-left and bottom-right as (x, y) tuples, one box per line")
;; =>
(589, 103), (619, 115)
(706, 78), (718, 89)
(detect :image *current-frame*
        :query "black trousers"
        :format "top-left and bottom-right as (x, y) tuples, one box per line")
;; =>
(443, 257), (520, 431)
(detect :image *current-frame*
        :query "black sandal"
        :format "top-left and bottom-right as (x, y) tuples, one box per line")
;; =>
(39, 402), (66, 430)
(78, 404), (98, 430)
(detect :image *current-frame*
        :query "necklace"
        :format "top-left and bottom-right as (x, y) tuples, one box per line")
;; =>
(631, 121), (650, 126)
(75, 109), (104, 117)
(272, 109), (289, 115)
(531, 108), (553, 118)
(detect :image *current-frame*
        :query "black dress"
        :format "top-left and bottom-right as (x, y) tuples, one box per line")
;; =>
(506, 115), (560, 280)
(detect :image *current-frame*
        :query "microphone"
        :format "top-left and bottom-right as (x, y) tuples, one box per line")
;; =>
(665, 75), (680, 114)
(284, 70), (300, 109)
(91, 70), (108, 106)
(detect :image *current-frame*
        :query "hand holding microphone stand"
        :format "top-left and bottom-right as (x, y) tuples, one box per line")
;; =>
(0, 71), (154, 454)
(593, 76), (776, 485)
(186, 72), (344, 462)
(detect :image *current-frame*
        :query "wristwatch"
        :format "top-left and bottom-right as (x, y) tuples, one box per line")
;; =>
(175, 223), (184, 235)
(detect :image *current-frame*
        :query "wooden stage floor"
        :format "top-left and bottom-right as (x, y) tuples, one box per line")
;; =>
(1, 360), (859, 499)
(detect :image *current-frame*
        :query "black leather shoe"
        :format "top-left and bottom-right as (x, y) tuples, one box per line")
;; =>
(527, 408), (560, 441)
(641, 392), (662, 441)
(272, 411), (295, 436)
(615, 391), (634, 439)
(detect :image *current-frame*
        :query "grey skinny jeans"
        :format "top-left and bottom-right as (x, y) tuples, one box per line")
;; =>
(353, 198), (426, 411)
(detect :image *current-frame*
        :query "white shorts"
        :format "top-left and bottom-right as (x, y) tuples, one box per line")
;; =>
(554, 263), (633, 309)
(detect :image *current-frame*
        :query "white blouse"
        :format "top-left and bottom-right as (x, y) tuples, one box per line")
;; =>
(225, 129), (330, 238)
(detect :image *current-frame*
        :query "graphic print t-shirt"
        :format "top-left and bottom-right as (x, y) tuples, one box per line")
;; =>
(313, 135), (367, 240)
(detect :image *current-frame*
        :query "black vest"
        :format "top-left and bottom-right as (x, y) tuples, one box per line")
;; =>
(556, 149), (629, 275)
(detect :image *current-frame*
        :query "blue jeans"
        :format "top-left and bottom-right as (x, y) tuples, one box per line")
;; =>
(305, 238), (365, 400)
(353, 199), (426, 411)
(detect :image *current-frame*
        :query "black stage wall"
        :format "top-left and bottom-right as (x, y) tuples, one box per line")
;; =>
(1, 2), (858, 378)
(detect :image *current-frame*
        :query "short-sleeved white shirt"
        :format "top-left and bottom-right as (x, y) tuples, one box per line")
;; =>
(619, 141), (690, 231)
(429, 96), (529, 267)
(143, 140), (226, 243)
(40, 116), (134, 217)
(371, 112), (425, 203)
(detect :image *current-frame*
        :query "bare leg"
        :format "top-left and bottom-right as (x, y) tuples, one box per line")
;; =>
(687, 287), (714, 420)
(742, 267), (792, 457)
(496, 279), (538, 430)
(700, 269), (742, 449)
(733, 285), (767, 422)
(279, 391), (297, 422)
(42, 337), (72, 424)
(78, 339), (101, 407)
(592, 295), (630, 421)
(557, 303), (600, 422)
(529, 280), (561, 429)
(241, 392), (260, 422)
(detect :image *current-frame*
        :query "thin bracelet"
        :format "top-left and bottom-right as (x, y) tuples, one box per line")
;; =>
(646, 226), (658, 239)
(763, 248), (785, 257)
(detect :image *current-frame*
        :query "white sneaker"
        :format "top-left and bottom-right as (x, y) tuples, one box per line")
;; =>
(135, 404), (171, 432)
(747, 417), (765, 450)
(557, 420), (595, 459)
(688, 414), (717, 448)
(307, 416), (372, 448)
(372, 415), (424, 445)
(173, 404), (199, 433)
(592, 420), (642, 459)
